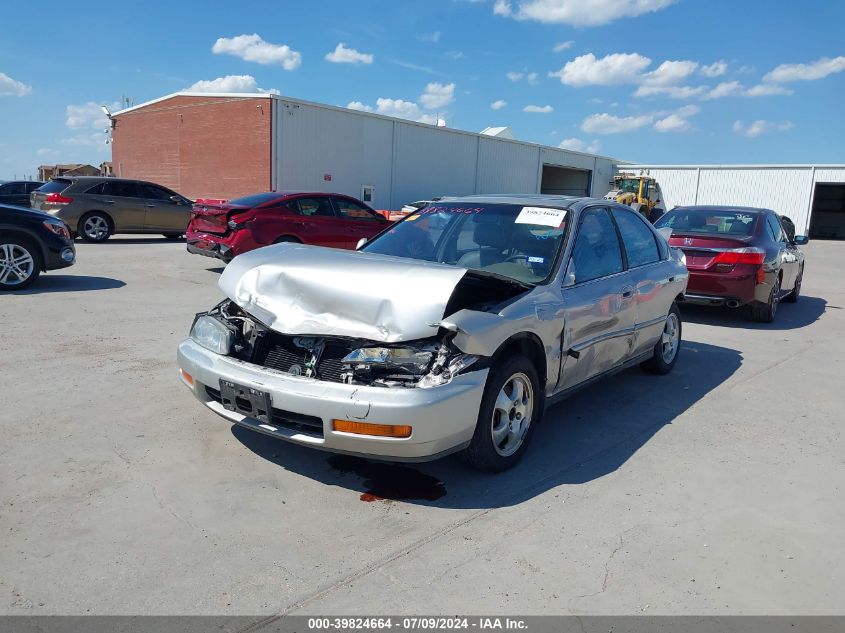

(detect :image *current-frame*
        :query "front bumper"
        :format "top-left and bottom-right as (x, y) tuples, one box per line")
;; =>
(177, 339), (488, 461)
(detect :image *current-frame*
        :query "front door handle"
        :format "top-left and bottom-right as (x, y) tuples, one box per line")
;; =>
(103, 199), (115, 204)
(145, 204), (155, 208)
(621, 286), (635, 298)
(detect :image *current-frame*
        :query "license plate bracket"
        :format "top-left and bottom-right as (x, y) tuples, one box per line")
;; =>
(218, 380), (273, 423)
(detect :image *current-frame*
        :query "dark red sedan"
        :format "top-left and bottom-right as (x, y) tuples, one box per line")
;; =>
(654, 206), (808, 322)
(186, 192), (390, 262)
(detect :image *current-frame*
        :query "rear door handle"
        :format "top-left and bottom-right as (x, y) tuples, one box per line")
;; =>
(621, 286), (635, 298)
(104, 199), (115, 204)
(145, 204), (155, 208)
(668, 275), (676, 282)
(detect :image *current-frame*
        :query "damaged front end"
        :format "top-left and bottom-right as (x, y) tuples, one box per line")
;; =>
(190, 300), (483, 389)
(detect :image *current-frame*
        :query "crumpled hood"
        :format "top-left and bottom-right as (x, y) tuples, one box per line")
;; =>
(219, 243), (469, 342)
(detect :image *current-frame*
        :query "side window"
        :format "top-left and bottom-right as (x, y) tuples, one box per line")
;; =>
(86, 183), (105, 195)
(611, 208), (661, 267)
(294, 197), (335, 217)
(333, 197), (381, 221)
(101, 181), (141, 197)
(4, 183), (25, 194)
(570, 208), (624, 284)
(766, 214), (785, 242)
(139, 184), (172, 201)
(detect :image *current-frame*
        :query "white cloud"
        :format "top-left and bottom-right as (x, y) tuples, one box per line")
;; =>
(553, 40), (575, 52)
(582, 113), (654, 134)
(37, 148), (59, 157)
(416, 31), (441, 43)
(347, 101), (374, 112)
(634, 84), (706, 99)
(559, 137), (601, 153)
(419, 82), (455, 109)
(763, 56), (845, 83)
(653, 105), (700, 133)
(523, 104), (554, 113)
(733, 119), (794, 138)
(212, 34), (302, 70)
(60, 132), (110, 151)
(325, 42), (373, 65)
(700, 61), (727, 77)
(550, 52), (651, 86)
(491, 99), (507, 110)
(187, 74), (278, 94)
(526, 72), (539, 84)
(492, 0), (675, 26)
(66, 102), (115, 130)
(642, 60), (698, 86)
(702, 80), (744, 100)
(0, 72), (32, 97)
(506, 71), (524, 81)
(745, 83), (794, 97)
(445, 50), (465, 60)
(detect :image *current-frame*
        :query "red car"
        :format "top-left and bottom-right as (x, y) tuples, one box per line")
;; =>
(186, 192), (390, 262)
(655, 205), (808, 322)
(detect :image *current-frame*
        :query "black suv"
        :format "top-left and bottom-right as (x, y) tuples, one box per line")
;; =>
(0, 180), (44, 207)
(0, 203), (76, 290)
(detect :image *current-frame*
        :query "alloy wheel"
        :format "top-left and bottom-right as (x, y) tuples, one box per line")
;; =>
(83, 216), (110, 240)
(491, 372), (534, 457)
(0, 243), (35, 286)
(661, 312), (680, 364)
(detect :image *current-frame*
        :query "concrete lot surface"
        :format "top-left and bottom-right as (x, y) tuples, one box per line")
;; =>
(1, 238), (843, 616)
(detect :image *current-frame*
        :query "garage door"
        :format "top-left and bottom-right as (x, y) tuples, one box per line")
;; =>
(540, 165), (591, 196)
(809, 184), (845, 240)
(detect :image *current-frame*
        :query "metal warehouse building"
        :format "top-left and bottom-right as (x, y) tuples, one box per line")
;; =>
(626, 164), (845, 239)
(110, 92), (618, 209)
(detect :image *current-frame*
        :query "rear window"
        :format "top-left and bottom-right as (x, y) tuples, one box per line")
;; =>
(37, 179), (72, 194)
(655, 209), (759, 236)
(229, 192), (280, 207)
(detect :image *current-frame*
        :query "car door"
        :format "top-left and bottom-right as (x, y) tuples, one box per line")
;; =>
(331, 196), (389, 247)
(766, 212), (798, 291)
(0, 182), (28, 206)
(289, 196), (349, 248)
(93, 181), (147, 230)
(138, 183), (191, 232)
(557, 207), (637, 391)
(610, 206), (675, 357)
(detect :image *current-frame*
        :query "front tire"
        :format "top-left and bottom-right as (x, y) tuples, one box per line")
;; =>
(79, 212), (113, 242)
(0, 238), (41, 291)
(464, 355), (541, 473)
(641, 303), (682, 375)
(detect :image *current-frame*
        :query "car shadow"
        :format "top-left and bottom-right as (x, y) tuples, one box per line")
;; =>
(680, 295), (826, 331)
(232, 339), (742, 509)
(206, 267), (226, 274)
(8, 275), (126, 294)
(75, 237), (183, 245)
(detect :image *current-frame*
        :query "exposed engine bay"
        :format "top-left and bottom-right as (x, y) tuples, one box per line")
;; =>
(196, 299), (487, 389)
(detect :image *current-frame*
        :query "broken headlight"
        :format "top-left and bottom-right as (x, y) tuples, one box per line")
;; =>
(342, 347), (433, 375)
(190, 315), (234, 355)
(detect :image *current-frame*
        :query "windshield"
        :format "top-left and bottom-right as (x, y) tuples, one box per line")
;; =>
(619, 178), (640, 193)
(361, 202), (569, 284)
(655, 208), (759, 236)
(228, 192), (280, 207)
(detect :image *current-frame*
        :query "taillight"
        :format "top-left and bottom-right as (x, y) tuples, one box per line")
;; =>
(711, 247), (765, 265)
(45, 193), (73, 205)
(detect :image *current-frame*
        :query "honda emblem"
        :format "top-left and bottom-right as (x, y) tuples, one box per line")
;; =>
(684, 237), (693, 246)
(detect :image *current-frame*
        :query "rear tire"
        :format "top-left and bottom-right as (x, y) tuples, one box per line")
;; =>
(464, 355), (541, 473)
(163, 233), (183, 240)
(784, 266), (802, 303)
(0, 237), (41, 291)
(641, 303), (682, 375)
(78, 212), (113, 242)
(751, 276), (780, 322)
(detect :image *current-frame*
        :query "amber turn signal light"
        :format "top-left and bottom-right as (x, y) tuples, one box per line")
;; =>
(180, 369), (194, 386)
(332, 419), (412, 438)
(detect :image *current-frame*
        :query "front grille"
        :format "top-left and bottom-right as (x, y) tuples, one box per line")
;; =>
(204, 385), (324, 438)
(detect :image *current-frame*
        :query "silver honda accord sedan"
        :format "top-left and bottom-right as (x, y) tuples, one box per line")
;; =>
(177, 195), (689, 472)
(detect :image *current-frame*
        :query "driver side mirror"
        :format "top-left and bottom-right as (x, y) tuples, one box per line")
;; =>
(793, 235), (809, 245)
(356, 237), (368, 250)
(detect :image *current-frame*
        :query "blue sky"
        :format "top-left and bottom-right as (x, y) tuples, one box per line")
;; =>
(1, 0), (844, 180)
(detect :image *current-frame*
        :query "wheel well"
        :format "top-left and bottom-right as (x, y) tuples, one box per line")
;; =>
(491, 333), (547, 388)
(78, 211), (114, 233)
(273, 235), (302, 244)
(1, 230), (46, 271)
(675, 292), (684, 303)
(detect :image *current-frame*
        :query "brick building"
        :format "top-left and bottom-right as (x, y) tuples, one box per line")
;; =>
(111, 92), (619, 208)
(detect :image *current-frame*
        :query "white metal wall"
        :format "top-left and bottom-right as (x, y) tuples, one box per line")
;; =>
(626, 165), (845, 235)
(273, 98), (618, 209)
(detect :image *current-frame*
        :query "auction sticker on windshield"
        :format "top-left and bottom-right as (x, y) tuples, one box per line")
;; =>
(515, 206), (568, 227)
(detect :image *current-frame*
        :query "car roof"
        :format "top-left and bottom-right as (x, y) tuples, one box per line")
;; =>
(436, 194), (604, 209)
(0, 202), (57, 220)
(674, 205), (771, 213)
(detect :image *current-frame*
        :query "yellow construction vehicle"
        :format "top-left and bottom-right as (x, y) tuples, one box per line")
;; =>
(604, 172), (665, 221)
